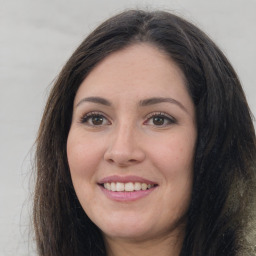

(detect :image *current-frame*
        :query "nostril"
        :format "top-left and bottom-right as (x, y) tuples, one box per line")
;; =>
(104, 147), (146, 166)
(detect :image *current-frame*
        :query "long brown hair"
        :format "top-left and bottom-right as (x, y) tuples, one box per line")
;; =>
(33, 10), (256, 255)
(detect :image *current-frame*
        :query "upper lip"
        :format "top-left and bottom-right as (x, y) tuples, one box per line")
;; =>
(98, 175), (157, 185)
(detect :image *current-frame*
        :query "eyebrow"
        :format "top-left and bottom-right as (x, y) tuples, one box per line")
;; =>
(139, 97), (188, 113)
(76, 97), (111, 107)
(76, 96), (188, 113)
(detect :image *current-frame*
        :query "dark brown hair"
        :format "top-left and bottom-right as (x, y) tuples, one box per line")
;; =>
(33, 10), (256, 256)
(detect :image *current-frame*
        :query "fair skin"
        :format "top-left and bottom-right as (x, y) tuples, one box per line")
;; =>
(67, 43), (197, 256)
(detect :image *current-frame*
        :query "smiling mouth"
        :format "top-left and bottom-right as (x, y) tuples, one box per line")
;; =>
(98, 176), (158, 201)
(100, 182), (158, 192)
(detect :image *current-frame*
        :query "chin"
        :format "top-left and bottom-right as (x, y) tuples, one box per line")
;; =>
(95, 214), (154, 241)
(95, 209), (188, 243)
(102, 226), (153, 242)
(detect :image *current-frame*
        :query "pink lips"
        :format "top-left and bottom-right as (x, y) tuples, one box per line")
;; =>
(98, 175), (158, 202)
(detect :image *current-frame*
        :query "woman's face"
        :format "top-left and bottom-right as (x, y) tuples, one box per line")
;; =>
(67, 43), (197, 242)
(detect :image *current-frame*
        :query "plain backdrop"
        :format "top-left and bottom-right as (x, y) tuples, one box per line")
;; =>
(1, 0), (255, 255)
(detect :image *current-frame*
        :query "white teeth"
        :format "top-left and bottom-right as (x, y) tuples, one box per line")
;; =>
(125, 182), (134, 191)
(103, 182), (155, 192)
(104, 183), (111, 190)
(110, 182), (116, 192)
(116, 182), (124, 192)
(106, 183), (111, 190)
(134, 182), (141, 191)
(141, 183), (147, 190)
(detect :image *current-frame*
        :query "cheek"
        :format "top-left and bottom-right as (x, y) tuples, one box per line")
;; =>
(67, 131), (102, 180)
(66, 131), (104, 210)
(149, 133), (196, 176)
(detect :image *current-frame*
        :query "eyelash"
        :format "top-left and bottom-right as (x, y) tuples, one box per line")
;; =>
(80, 112), (111, 126)
(144, 112), (177, 127)
(79, 111), (177, 127)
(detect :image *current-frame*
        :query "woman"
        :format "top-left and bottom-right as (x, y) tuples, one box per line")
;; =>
(33, 10), (256, 256)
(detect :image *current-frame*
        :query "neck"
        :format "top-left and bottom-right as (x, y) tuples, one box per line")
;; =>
(104, 229), (185, 256)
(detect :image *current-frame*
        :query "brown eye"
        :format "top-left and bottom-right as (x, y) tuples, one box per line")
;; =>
(152, 116), (165, 126)
(91, 116), (104, 125)
(81, 113), (110, 126)
(144, 113), (176, 127)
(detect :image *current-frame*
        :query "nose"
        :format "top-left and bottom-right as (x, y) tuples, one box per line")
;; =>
(104, 124), (146, 167)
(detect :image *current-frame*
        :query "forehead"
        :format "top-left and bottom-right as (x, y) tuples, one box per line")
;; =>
(74, 43), (190, 107)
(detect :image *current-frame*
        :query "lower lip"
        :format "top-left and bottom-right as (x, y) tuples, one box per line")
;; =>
(99, 186), (157, 202)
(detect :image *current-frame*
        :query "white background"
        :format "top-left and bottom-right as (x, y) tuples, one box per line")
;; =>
(1, 0), (255, 255)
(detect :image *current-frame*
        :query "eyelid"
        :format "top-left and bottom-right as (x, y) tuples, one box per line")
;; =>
(78, 111), (176, 127)
(79, 111), (111, 125)
(144, 112), (177, 125)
